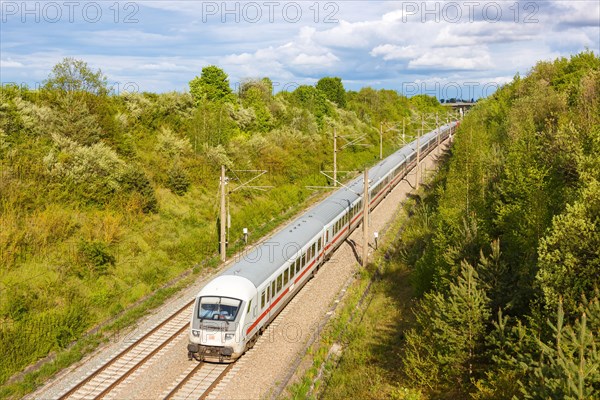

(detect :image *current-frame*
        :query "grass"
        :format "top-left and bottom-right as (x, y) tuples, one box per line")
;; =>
(0, 270), (196, 399)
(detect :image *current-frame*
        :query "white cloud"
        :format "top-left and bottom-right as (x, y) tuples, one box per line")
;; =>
(79, 30), (178, 47)
(408, 47), (494, 71)
(292, 52), (339, 66)
(434, 22), (538, 47)
(0, 59), (24, 68)
(552, 1), (600, 28)
(370, 44), (419, 60)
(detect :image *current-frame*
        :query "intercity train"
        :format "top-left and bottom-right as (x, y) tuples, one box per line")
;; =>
(187, 121), (458, 362)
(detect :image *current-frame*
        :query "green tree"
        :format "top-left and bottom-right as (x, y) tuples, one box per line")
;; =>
(239, 78), (273, 131)
(402, 261), (490, 396)
(51, 95), (103, 145)
(189, 66), (234, 104)
(529, 299), (600, 399)
(316, 76), (346, 107)
(484, 296), (600, 400)
(537, 180), (600, 318)
(44, 57), (108, 95)
(167, 164), (191, 196)
(291, 85), (330, 122)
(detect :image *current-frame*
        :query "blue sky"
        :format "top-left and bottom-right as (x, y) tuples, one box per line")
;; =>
(1, 1), (599, 98)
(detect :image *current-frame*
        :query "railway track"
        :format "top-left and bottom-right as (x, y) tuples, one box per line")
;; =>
(58, 299), (195, 400)
(161, 362), (233, 400)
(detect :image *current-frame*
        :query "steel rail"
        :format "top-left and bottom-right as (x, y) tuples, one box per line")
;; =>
(58, 299), (195, 399)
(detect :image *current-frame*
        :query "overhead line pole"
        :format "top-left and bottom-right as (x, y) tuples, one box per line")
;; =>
(333, 127), (337, 187)
(436, 112), (440, 155)
(220, 165), (227, 262)
(416, 116), (422, 189)
(379, 122), (383, 160)
(362, 169), (369, 268)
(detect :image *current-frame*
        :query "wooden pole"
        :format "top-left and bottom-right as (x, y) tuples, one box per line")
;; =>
(436, 113), (440, 155)
(220, 165), (227, 262)
(333, 127), (337, 187)
(379, 122), (383, 160)
(416, 116), (422, 189)
(402, 117), (405, 143)
(362, 169), (369, 268)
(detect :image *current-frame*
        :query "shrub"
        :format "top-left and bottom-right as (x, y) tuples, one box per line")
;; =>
(76, 240), (115, 277)
(121, 167), (158, 213)
(167, 164), (191, 195)
(155, 127), (192, 158)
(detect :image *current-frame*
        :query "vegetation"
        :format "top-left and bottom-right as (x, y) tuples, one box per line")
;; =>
(301, 51), (600, 399)
(0, 59), (449, 394)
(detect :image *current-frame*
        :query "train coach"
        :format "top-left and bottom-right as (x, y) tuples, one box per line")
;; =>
(187, 121), (459, 362)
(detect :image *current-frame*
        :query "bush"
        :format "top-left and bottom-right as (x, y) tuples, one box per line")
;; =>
(121, 167), (158, 213)
(167, 165), (191, 196)
(76, 240), (115, 277)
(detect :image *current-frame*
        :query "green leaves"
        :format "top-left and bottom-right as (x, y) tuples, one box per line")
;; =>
(189, 65), (234, 104)
(316, 77), (346, 108)
(403, 261), (490, 395)
(44, 57), (108, 95)
(537, 180), (600, 318)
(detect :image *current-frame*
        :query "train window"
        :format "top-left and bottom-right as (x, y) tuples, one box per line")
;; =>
(295, 258), (301, 274)
(318, 238), (322, 251)
(311, 243), (316, 258)
(302, 254), (306, 267)
(284, 269), (289, 285)
(289, 265), (294, 279)
(326, 230), (329, 242)
(277, 275), (282, 292)
(271, 281), (275, 298)
(247, 299), (252, 313)
(198, 297), (241, 321)
(261, 291), (265, 308)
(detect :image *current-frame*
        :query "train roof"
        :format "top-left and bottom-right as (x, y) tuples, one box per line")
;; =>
(221, 213), (324, 287)
(197, 275), (256, 301)
(220, 122), (457, 288)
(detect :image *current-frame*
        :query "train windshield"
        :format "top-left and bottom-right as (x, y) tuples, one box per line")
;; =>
(198, 296), (241, 321)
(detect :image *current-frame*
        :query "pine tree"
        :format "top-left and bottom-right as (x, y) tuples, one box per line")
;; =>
(529, 297), (600, 399)
(402, 261), (490, 396)
(483, 295), (600, 399)
(537, 180), (600, 318)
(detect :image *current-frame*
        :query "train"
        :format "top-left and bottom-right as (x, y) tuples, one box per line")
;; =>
(187, 121), (459, 362)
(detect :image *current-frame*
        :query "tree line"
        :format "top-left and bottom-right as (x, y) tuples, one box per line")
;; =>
(392, 51), (600, 399)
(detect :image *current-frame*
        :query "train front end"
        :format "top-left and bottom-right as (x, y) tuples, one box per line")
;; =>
(188, 275), (256, 363)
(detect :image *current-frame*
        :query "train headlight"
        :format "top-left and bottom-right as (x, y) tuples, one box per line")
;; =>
(192, 329), (200, 337)
(225, 333), (235, 341)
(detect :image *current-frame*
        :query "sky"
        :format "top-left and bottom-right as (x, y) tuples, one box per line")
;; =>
(1, 1), (599, 99)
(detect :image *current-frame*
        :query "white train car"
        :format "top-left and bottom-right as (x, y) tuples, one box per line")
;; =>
(188, 121), (459, 362)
